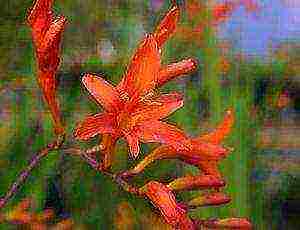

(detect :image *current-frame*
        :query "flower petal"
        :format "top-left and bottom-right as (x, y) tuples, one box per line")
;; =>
(195, 109), (234, 144)
(38, 15), (67, 53)
(153, 5), (180, 48)
(27, 0), (54, 45)
(157, 58), (197, 87)
(168, 175), (225, 191)
(117, 34), (160, 100)
(74, 113), (116, 140)
(139, 121), (189, 151)
(124, 134), (140, 159)
(132, 92), (184, 122)
(82, 74), (121, 112)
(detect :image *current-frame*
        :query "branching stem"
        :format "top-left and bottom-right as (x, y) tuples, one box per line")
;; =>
(0, 134), (65, 209)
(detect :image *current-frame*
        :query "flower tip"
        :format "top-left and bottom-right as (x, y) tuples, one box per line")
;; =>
(170, 3), (180, 16)
(82, 73), (102, 91)
(225, 108), (234, 117)
(188, 58), (198, 71)
(55, 14), (68, 26)
(129, 144), (140, 160)
(82, 73), (94, 85)
(26, 0), (54, 25)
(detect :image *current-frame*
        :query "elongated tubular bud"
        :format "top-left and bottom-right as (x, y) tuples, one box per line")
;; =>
(139, 181), (195, 229)
(100, 134), (117, 170)
(195, 109), (234, 144)
(187, 192), (231, 209)
(120, 146), (177, 178)
(154, 5), (180, 48)
(157, 58), (198, 87)
(195, 218), (252, 229)
(167, 175), (225, 191)
(38, 16), (67, 54)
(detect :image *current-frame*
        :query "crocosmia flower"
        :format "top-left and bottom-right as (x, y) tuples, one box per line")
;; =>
(122, 109), (234, 179)
(74, 5), (197, 162)
(27, 0), (66, 134)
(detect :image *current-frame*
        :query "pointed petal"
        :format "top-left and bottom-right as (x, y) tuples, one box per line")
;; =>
(157, 58), (197, 87)
(154, 5), (180, 48)
(196, 109), (234, 144)
(117, 35), (160, 100)
(82, 74), (121, 112)
(132, 92), (184, 122)
(27, 0), (53, 25)
(139, 121), (189, 151)
(120, 145), (177, 178)
(124, 134), (140, 159)
(38, 16), (67, 53)
(187, 192), (231, 209)
(74, 113), (116, 140)
(27, 0), (54, 44)
(168, 175), (225, 191)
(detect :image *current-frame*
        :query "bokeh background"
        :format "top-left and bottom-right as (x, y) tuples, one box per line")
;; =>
(0, 0), (300, 229)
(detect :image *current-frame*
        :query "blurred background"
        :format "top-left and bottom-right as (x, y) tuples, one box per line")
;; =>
(0, 0), (300, 229)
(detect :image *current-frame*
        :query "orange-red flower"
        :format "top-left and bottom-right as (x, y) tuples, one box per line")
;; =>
(122, 109), (234, 179)
(74, 5), (197, 160)
(27, 0), (66, 135)
(140, 181), (195, 230)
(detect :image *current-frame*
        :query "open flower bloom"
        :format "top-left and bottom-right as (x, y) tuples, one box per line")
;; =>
(74, 5), (197, 161)
(121, 109), (234, 180)
(140, 181), (195, 230)
(27, 0), (66, 134)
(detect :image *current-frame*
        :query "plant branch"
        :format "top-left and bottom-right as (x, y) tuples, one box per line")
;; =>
(62, 147), (141, 196)
(0, 134), (65, 209)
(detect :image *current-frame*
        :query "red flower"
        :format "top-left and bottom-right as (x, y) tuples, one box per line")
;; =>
(27, 0), (67, 135)
(74, 5), (197, 161)
(140, 181), (195, 230)
(122, 109), (234, 180)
